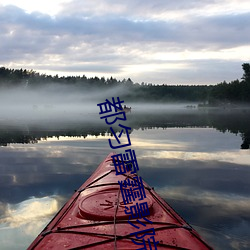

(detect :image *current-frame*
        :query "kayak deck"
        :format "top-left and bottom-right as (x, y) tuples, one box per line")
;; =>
(28, 153), (213, 249)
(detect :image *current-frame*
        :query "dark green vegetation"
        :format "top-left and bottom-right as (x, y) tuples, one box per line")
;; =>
(0, 63), (250, 104)
(208, 63), (250, 105)
(0, 109), (250, 149)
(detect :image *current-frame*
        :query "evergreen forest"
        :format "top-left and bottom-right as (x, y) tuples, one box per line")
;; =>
(0, 63), (250, 105)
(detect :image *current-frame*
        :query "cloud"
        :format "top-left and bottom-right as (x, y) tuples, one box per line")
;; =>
(58, 0), (247, 19)
(0, 1), (250, 84)
(0, 196), (62, 249)
(157, 186), (250, 216)
(3, 5), (248, 48)
(0, 196), (59, 228)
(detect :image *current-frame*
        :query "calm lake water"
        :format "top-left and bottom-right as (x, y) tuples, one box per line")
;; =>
(0, 104), (250, 249)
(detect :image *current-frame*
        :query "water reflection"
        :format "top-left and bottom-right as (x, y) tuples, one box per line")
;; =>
(0, 107), (250, 149)
(0, 196), (59, 228)
(0, 108), (250, 249)
(0, 196), (62, 250)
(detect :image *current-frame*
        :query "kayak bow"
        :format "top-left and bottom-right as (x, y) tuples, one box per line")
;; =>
(28, 153), (213, 249)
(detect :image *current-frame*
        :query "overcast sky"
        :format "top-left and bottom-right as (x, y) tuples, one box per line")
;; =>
(0, 0), (250, 85)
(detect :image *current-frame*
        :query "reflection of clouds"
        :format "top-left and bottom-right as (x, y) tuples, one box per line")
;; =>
(127, 128), (249, 166)
(157, 186), (250, 249)
(135, 150), (250, 171)
(3, 139), (111, 177)
(131, 127), (243, 152)
(42, 134), (110, 142)
(44, 148), (65, 158)
(0, 196), (59, 230)
(0, 196), (62, 250)
(0, 202), (7, 218)
(0, 127), (249, 250)
(0, 139), (112, 205)
(152, 150), (250, 166)
(194, 224), (250, 250)
(132, 140), (185, 150)
(157, 186), (250, 216)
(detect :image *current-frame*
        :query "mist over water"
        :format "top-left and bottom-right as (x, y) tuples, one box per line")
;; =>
(0, 85), (98, 122)
(0, 84), (198, 124)
(1, 84), (250, 148)
(0, 84), (250, 249)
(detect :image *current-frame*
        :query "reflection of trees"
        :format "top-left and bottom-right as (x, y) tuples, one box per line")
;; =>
(127, 109), (250, 149)
(0, 123), (128, 146)
(241, 134), (250, 149)
(0, 109), (250, 149)
(0, 131), (38, 146)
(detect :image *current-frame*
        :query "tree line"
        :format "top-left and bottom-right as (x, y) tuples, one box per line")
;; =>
(208, 63), (250, 105)
(0, 63), (249, 104)
(1, 109), (249, 148)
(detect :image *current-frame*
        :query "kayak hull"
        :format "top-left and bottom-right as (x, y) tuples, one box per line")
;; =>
(28, 153), (213, 249)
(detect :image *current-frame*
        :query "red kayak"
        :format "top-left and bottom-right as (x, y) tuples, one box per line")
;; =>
(28, 153), (213, 249)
